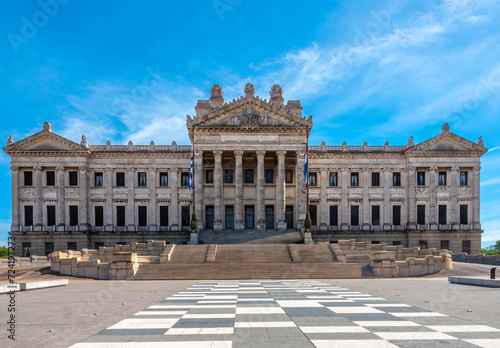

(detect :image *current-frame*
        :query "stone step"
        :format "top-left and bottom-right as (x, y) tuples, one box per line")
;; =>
(297, 244), (338, 263)
(169, 245), (209, 263)
(199, 229), (303, 244)
(213, 244), (292, 263)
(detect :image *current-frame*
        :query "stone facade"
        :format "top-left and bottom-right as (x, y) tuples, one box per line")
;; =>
(3, 83), (487, 256)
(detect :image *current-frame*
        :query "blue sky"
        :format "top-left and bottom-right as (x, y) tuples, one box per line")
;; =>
(0, 0), (499, 248)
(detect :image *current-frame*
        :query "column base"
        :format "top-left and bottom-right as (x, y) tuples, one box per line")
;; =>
(235, 223), (245, 232)
(171, 224), (179, 232)
(319, 223), (328, 232)
(256, 223), (265, 231)
(278, 222), (288, 231)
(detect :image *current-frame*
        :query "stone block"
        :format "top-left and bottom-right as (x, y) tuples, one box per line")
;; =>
(113, 252), (134, 262)
(85, 266), (97, 279)
(370, 251), (396, 261)
(60, 264), (71, 275)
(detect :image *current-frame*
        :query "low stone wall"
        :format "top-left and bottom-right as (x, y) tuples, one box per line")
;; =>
(331, 239), (452, 278)
(0, 256), (50, 268)
(452, 253), (500, 265)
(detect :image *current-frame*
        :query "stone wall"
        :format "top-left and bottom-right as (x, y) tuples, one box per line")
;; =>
(0, 255), (50, 269)
(452, 253), (500, 265)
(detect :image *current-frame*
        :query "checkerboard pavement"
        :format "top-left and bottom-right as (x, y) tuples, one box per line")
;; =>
(70, 280), (500, 347)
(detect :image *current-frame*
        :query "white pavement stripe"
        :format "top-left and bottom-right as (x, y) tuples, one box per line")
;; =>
(135, 311), (187, 315)
(365, 303), (411, 307)
(390, 312), (448, 317)
(311, 339), (398, 348)
(108, 318), (179, 329)
(354, 321), (421, 327)
(235, 307), (285, 314)
(463, 339), (500, 347)
(300, 326), (370, 333)
(235, 321), (297, 328)
(276, 300), (324, 307)
(72, 342), (233, 348)
(375, 332), (457, 340)
(428, 325), (500, 332)
(327, 307), (384, 314)
(165, 327), (234, 335)
(182, 314), (236, 319)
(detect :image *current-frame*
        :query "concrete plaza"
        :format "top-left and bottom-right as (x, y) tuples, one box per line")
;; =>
(0, 263), (499, 347)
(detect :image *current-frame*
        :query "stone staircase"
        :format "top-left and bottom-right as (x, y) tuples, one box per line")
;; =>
(131, 243), (364, 280)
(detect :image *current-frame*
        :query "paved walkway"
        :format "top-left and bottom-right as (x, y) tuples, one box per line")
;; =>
(70, 280), (500, 348)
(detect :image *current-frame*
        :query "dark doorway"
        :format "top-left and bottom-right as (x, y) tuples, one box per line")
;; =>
(351, 206), (359, 226)
(285, 205), (294, 229)
(438, 205), (447, 225)
(329, 205), (338, 226)
(160, 206), (169, 227)
(225, 206), (234, 229)
(265, 205), (274, 229)
(181, 206), (190, 227)
(206, 206), (214, 229)
(309, 205), (317, 226)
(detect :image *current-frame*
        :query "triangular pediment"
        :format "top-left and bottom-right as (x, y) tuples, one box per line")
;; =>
(3, 130), (90, 154)
(187, 97), (312, 129)
(405, 130), (487, 155)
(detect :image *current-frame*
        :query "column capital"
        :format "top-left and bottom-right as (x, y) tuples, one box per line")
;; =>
(451, 165), (460, 172)
(234, 150), (244, 159)
(79, 165), (87, 172)
(10, 165), (18, 172)
(430, 166), (438, 172)
(276, 151), (287, 159)
(33, 166), (42, 172)
(474, 165), (481, 172)
(213, 150), (223, 159)
(55, 165), (65, 172)
(407, 165), (416, 172)
(256, 150), (266, 159)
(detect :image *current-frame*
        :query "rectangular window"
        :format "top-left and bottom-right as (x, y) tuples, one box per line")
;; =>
(309, 172), (317, 187)
(46, 171), (55, 186)
(392, 241), (402, 246)
(285, 169), (293, 184)
(47, 205), (56, 226)
(159, 172), (168, 186)
(206, 206), (214, 229)
(417, 171), (426, 186)
(225, 206), (234, 229)
(393, 172), (401, 187)
(95, 206), (104, 227)
(460, 205), (468, 225)
(245, 206), (255, 229)
(372, 205), (380, 225)
(69, 171), (78, 186)
(417, 205), (426, 225)
(225, 169), (234, 184)
(265, 169), (274, 184)
(160, 206), (169, 227)
(372, 172), (380, 187)
(460, 171), (468, 186)
(22, 242), (31, 257)
(24, 171), (33, 186)
(440, 240), (450, 250)
(350, 172), (359, 187)
(266, 205), (275, 229)
(393, 205), (401, 226)
(24, 206), (33, 226)
(67, 242), (77, 251)
(462, 240), (471, 254)
(95, 172), (103, 187)
(116, 206), (125, 226)
(116, 172), (125, 187)
(138, 172), (147, 187)
(329, 205), (338, 226)
(351, 206), (359, 226)
(438, 171), (447, 186)
(138, 206), (147, 226)
(181, 172), (190, 186)
(69, 205), (78, 226)
(438, 205), (447, 225)
(95, 242), (104, 249)
(205, 169), (214, 184)
(244, 169), (254, 184)
(45, 242), (54, 256)
(329, 172), (338, 187)
(419, 241), (428, 249)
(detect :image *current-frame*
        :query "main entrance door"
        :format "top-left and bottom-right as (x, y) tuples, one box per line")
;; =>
(181, 206), (190, 228)
(285, 205), (294, 229)
(245, 206), (254, 229)
(206, 206), (214, 229)
(265, 205), (274, 229)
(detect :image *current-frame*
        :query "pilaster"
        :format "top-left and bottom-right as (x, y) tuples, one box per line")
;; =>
(319, 168), (328, 230)
(362, 168), (370, 230)
(407, 165), (416, 228)
(277, 151), (287, 231)
(79, 165), (89, 230)
(296, 151), (306, 229)
(56, 166), (66, 228)
(450, 166), (460, 226)
(213, 151), (223, 231)
(341, 168), (349, 230)
(256, 150), (266, 230)
(34, 166), (43, 227)
(234, 150), (244, 231)
(383, 167), (391, 230)
(104, 167), (113, 229)
(429, 166), (438, 228)
(194, 150), (204, 230)
(10, 166), (19, 230)
(473, 165), (481, 228)
(126, 168), (135, 229)
(148, 168), (157, 231)
(170, 169), (179, 231)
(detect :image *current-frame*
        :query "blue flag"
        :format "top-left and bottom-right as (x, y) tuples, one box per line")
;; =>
(188, 147), (194, 191)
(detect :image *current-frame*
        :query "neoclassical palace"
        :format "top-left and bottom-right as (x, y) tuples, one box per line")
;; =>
(4, 83), (487, 256)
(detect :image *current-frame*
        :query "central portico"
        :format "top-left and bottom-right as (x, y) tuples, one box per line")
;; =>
(187, 83), (313, 232)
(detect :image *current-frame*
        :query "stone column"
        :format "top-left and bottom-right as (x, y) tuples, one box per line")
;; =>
(79, 165), (89, 230)
(277, 151), (287, 231)
(169, 169), (179, 231)
(362, 168), (370, 230)
(148, 168), (157, 231)
(34, 166), (43, 228)
(341, 168), (349, 230)
(194, 150), (204, 230)
(319, 168), (328, 230)
(126, 168), (135, 230)
(213, 151), (223, 231)
(472, 165), (480, 228)
(450, 166), (460, 227)
(56, 166), (66, 229)
(429, 166), (438, 228)
(234, 150), (244, 231)
(10, 166), (19, 231)
(383, 167), (391, 230)
(104, 167), (113, 229)
(256, 150), (266, 230)
(296, 150), (306, 229)
(407, 166), (416, 228)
